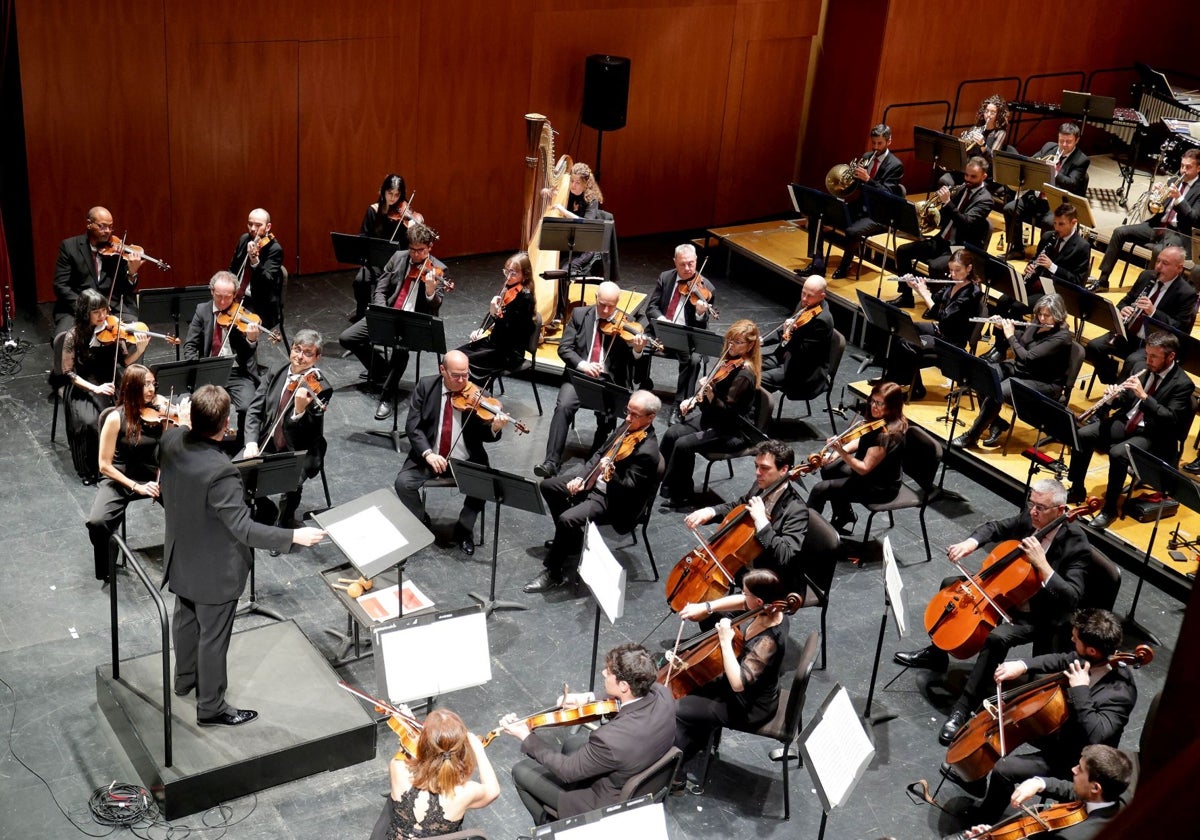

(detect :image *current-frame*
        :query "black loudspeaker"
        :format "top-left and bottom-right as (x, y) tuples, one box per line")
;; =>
(582, 54), (630, 132)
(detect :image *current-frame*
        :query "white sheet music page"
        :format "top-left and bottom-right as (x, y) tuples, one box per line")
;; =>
(324, 505), (408, 564)
(882, 536), (907, 637)
(804, 686), (875, 810)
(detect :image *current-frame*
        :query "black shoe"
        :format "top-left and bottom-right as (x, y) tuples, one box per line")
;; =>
(667, 408), (682, 425)
(523, 570), (565, 593)
(886, 294), (915, 308)
(831, 261), (852, 280)
(1004, 246), (1026, 260)
(533, 460), (558, 478)
(459, 539), (475, 557)
(982, 348), (1004, 364)
(1183, 459), (1200, 475)
(374, 400), (392, 421)
(830, 512), (858, 535)
(1090, 511), (1115, 529)
(174, 684), (195, 697)
(982, 424), (1007, 447)
(198, 708), (259, 727)
(1085, 277), (1109, 292)
(663, 495), (695, 511)
(893, 645), (949, 670)
(951, 434), (977, 449)
(938, 710), (969, 746)
(910, 382), (927, 401)
(543, 539), (556, 550)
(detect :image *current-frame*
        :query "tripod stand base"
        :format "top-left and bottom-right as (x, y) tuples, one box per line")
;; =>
(235, 599), (286, 622)
(366, 428), (406, 454)
(468, 591), (528, 616)
(1121, 614), (1162, 646)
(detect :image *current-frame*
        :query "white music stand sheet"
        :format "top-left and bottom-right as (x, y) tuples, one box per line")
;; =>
(544, 800), (668, 840)
(800, 684), (875, 812)
(374, 607), (491, 704)
(579, 522), (626, 624)
(324, 506), (408, 565)
(882, 536), (907, 638)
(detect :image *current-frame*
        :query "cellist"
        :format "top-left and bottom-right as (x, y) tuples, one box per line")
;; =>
(894, 478), (1090, 747)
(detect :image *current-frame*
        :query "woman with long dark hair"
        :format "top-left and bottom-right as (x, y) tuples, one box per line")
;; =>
(351, 173), (411, 321)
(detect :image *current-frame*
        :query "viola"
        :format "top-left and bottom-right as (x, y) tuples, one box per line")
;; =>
(479, 699), (621, 748)
(946, 645), (1154, 782)
(781, 304), (822, 343)
(338, 681), (422, 760)
(478, 274), (527, 334)
(95, 315), (181, 346)
(216, 304), (282, 343)
(975, 801), (1087, 840)
(923, 498), (1102, 660)
(139, 398), (183, 428)
(450, 382), (530, 434)
(417, 258), (455, 293)
(576, 423), (648, 494)
(674, 257), (720, 319)
(98, 236), (171, 271)
(681, 355), (744, 415)
(599, 310), (665, 352)
(285, 369), (332, 413)
(247, 232), (275, 256)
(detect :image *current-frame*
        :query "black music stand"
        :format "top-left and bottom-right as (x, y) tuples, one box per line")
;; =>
(233, 450), (308, 621)
(151, 357), (234, 395)
(539, 218), (608, 308)
(963, 243), (1029, 306)
(790, 183), (850, 274)
(1054, 280), (1118, 341)
(1061, 90), (1116, 140)
(1040, 182), (1096, 228)
(855, 290), (923, 376)
(861, 185), (923, 296)
(1144, 316), (1200, 379)
(450, 459), (545, 616)
(566, 368), (633, 425)
(914, 125), (969, 176)
(992, 151), (1056, 250)
(654, 320), (725, 380)
(330, 231), (404, 273)
(138, 285), (210, 361)
(1009, 379), (1080, 478)
(364, 305), (448, 451)
(934, 338), (1003, 494)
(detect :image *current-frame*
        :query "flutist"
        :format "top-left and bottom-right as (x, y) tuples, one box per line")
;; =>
(1066, 332), (1194, 529)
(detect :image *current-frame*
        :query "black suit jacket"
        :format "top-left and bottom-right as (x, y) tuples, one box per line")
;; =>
(403, 373), (501, 469)
(243, 361), (329, 476)
(770, 303), (834, 395)
(940, 184), (994, 247)
(645, 269), (715, 330)
(930, 281), (983, 348)
(372, 251), (446, 314)
(1152, 175), (1200, 236)
(53, 233), (138, 319)
(558, 304), (637, 389)
(182, 303), (261, 383)
(584, 424), (660, 525)
(713, 481), (809, 592)
(229, 234), (284, 325)
(1032, 142), (1090, 196)
(1039, 777), (1123, 840)
(1119, 270), (1198, 332)
(1108, 361), (1195, 454)
(1031, 228), (1092, 288)
(864, 150), (905, 197)
(1024, 651), (1137, 767)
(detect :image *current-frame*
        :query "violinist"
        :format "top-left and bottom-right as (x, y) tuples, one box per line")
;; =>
(659, 319), (761, 509)
(457, 252), (537, 384)
(53, 206), (143, 334)
(338, 222), (446, 421)
(229, 208), (284, 329)
(534, 281), (645, 479)
(894, 478), (1090, 747)
(241, 329), (330, 528)
(759, 275), (833, 399)
(85, 364), (163, 582)
(670, 569), (790, 792)
(808, 381), (906, 534)
(369, 708), (500, 840)
(526, 391), (661, 594)
(183, 271), (261, 416)
(351, 173), (409, 322)
(500, 642), (676, 825)
(61, 290), (150, 484)
(394, 350), (508, 556)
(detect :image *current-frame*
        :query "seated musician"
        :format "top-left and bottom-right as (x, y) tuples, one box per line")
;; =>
(808, 381), (907, 535)
(241, 329), (330, 529)
(759, 276), (834, 401)
(938, 95), (1009, 189)
(499, 643), (676, 826)
(1083, 244), (1197, 385)
(534, 281), (645, 479)
(53, 206), (142, 335)
(351, 173), (410, 322)
(637, 244), (716, 422)
(948, 609), (1137, 826)
(394, 350), (508, 557)
(548, 162), (605, 324)
(230, 208), (284, 329)
(369, 708), (499, 840)
(1068, 331), (1194, 529)
(1002, 123), (1090, 260)
(659, 320), (761, 509)
(986, 203), (1091, 362)
(945, 744), (1132, 840)
(457, 252), (537, 385)
(890, 157), (992, 308)
(1091, 148), (1200, 290)
(830, 123), (905, 280)
(894, 478), (1090, 746)
(669, 569), (790, 792)
(337, 222), (446, 421)
(183, 270), (262, 415)
(526, 390), (661, 594)
(954, 293), (1073, 449)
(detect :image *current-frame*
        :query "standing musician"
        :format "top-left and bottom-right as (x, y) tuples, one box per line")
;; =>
(457, 252), (537, 384)
(500, 643), (676, 825)
(893, 478), (1090, 747)
(830, 124), (905, 280)
(351, 173), (410, 322)
(229, 208), (284, 330)
(759, 275), (834, 401)
(86, 364), (163, 582)
(638, 244), (716, 421)
(1083, 244), (1197, 385)
(1091, 148), (1200, 290)
(53, 206), (143, 334)
(160, 384), (325, 727)
(953, 294), (1073, 449)
(548, 162), (605, 324)
(527, 391), (661, 594)
(338, 222), (447, 421)
(534, 281), (645, 479)
(659, 320), (761, 509)
(241, 329), (331, 529)
(890, 157), (993, 307)
(939, 95), (1010, 189)
(1067, 331), (1194, 529)
(394, 350), (509, 557)
(183, 271), (262, 416)
(1003, 124), (1090, 260)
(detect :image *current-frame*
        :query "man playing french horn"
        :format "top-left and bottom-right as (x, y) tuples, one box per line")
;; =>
(828, 124), (905, 280)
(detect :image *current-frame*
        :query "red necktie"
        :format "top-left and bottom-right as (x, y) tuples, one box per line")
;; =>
(437, 392), (454, 457)
(273, 377), (295, 450)
(869, 157), (880, 179)
(590, 324), (604, 363)
(210, 321), (224, 357)
(665, 285), (683, 321)
(1126, 373), (1160, 434)
(394, 266), (419, 310)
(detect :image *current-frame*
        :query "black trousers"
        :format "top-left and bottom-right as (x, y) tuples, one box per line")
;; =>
(511, 731), (592, 825)
(172, 595), (239, 719)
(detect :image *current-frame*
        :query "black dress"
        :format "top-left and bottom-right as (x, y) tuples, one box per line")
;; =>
(85, 410), (161, 580)
(352, 205), (409, 319)
(457, 285), (537, 382)
(385, 787), (462, 840)
(63, 331), (132, 482)
(808, 425), (905, 522)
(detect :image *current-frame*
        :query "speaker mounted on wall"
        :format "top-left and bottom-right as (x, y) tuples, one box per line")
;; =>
(582, 54), (631, 132)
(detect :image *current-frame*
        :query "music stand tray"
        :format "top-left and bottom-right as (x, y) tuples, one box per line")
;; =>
(138, 285), (211, 361)
(565, 369), (633, 419)
(538, 218), (606, 254)
(1061, 89), (1116, 137)
(862, 184), (923, 240)
(914, 125), (969, 173)
(330, 231), (404, 272)
(964, 243), (1028, 306)
(992, 151), (1056, 195)
(1040, 183), (1096, 228)
(1009, 379), (1081, 465)
(654, 321), (725, 359)
(151, 357), (234, 395)
(364, 306), (448, 451)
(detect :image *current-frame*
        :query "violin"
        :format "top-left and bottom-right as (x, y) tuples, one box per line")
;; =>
(599, 310), (664, 352)
(285, 369), (332, 414)
(973, 801), (1087, 840)
(945, 645), (1153, 783)
(95, 315), (181, 346)
(658, 595), (802, 700)
(780, 304), (822, 343)
(576, 423), (648, 494)
(681, 354), (744, 415)
(139, 397), (183, 428)
(216, 303), (282, 343)
(338, 681), (423, 760)
(478, 273), (527, 334)
(417, 258), (455, 293)
(479, 699), (621, 748)
(923, 498), (1102, 661)
(674, 257), (719, 319)
(98, 236), (171, 271)
(246, 232), (275, 258)
(450, 382), (530, 434)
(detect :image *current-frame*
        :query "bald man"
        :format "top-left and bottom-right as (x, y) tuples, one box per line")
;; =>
(760, 275), (834, 397)
(229, 208), (284, 329)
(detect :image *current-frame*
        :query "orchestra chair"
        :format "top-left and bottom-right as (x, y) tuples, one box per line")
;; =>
(696, 631), (821, 820)
(770, 329), (846, 435)
(1002, 339), (1086, 456)
(420, 476), (485, 547)
(483, 313), (544, 416)
(799, 508), (840, 670)
(1049, 547), (1122, 651)
(49, 330), (72, 444)
(700, 388), (774, 493)
(858, 425), (942, 563)
(542, 746), (682, 823)
(592, 454), (667, 582)
(368, 797), (489, 840)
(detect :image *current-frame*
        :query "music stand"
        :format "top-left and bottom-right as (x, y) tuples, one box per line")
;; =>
(151, 357), (234, 395)
(1054, 280), (1116, 340)
(233, 451), (308, 621)
(1144, 315), (1200, 379)
(862, 184), (923, 296)
(790, 183), (850, 272)
(914, 125), (969, 175)
(138, 285), (210, 361)
(654, 320), (726, 379)
(330, 231), (404, 273)
(1061, 90), (1116, 139)
(539, 217), (608, 305)
(933, 338), (1003, 494)
(993, 151), (1056, 251)
(364, 305), (448, 451)
(450, 459), (546, 616)
(1009, 379), (1080, 476)
(855, 290), (923, 375)
(1040, 182), (1096, 228)
(566, 368), (633, 422)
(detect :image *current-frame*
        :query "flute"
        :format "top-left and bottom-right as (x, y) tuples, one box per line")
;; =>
(968, 316), (1031, 326)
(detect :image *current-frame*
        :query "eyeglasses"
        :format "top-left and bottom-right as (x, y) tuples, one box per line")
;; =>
(502, 268), (520, 277)
(1027, 501), (1062, 513)
(626, 408), (653, 419)
(869, 399), (886, 407)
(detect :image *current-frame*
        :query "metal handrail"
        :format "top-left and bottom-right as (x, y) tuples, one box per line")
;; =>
(950, 76), (1021, 132)
(110, 534), (173, 767)
(881, 100), (951, 154)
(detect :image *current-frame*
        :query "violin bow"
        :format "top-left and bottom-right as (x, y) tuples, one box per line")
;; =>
(684, 524), (737, 591)
(109, 298), (126, 386)
(105, 228), (131, 310)
(944, 554), (1015, 626)
(388, 191), (416, 244)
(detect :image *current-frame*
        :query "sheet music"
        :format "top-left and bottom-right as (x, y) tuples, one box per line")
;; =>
(882, 536), (907, 637)
(802, 686), (875, 810)
(579, 522), (626, 624)
(554, 802), (668, 840)
(324, 506), (408, 564)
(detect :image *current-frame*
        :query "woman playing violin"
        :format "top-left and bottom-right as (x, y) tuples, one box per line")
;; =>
(85, 364), (163, 582)
(371, 708), (499, 840)
(61, 289), (150, 484)
(808, 380), (907, 534)
(351, 173), (409, 322)
(671, 569), (790, 790)
(457, 252), (537, 384)
(660, 319), (762, 509)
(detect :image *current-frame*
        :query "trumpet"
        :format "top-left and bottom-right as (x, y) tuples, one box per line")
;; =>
(825, 152), (875, 197)
(916, 184), (965, 234)
(1035, 145), (1063, 167)
(1076, 369), (1150, 426)
(1147, 173), (1182, 215)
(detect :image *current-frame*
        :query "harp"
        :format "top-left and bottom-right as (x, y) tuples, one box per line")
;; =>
(522, 113), (573, 332)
